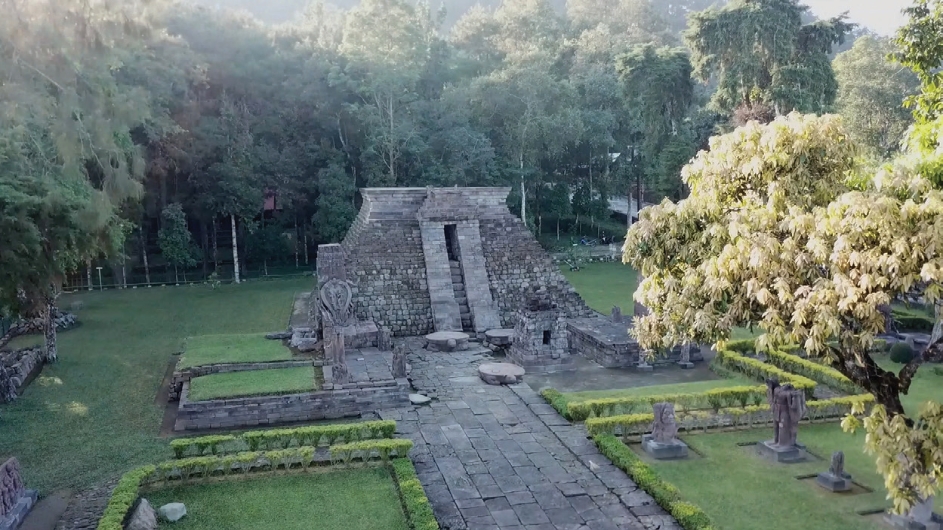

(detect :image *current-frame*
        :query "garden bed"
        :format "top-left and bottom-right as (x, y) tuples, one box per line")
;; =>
(147, 468), (410, 530)
(187, 366), (320, 401)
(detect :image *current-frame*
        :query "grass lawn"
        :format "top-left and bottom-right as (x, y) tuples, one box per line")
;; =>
(562, 376), (757, 402)
(0, 278), (307, 493)
(560, 262), (639, 314)
(148, 468), (409, 530)
(651, 425), (889, 530)
(187, 366), (318, 401)
(178, 333), (292, 369)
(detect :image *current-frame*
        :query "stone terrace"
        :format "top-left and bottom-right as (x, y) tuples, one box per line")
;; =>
(381, 342), (680, 530)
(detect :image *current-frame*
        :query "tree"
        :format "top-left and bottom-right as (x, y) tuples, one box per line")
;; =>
(158, 204), (197, 283)
(624, 112), (943, 516)
(314, 162), (358, 243)
(833, 36), (920, 157)
(685, 0), (853, 119)
(896, 0), (943, 123)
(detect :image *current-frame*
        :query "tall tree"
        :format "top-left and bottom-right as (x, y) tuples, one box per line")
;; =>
(158, 204), (197, 283)
(896, 0), (943, 123)
(833, 36), (920, 157)
(685, 0), (853, 120)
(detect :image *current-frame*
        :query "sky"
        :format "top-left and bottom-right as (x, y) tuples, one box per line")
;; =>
(802, 0), (911, 35)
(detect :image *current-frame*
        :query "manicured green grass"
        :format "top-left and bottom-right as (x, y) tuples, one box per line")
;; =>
(560, 262), (639, 314)
(562, 376), (757, 402)
(148, 468), (409, 530)
(187, 367), (318, 401)
(178, 333), (292, 369)
(651, 425), (888, 530)
(0, 279), (306, 493)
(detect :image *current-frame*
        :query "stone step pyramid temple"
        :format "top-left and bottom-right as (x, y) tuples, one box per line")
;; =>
(317, 187), (594, 340)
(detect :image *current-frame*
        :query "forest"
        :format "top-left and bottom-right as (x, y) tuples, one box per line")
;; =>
(0, 0), (921, 308)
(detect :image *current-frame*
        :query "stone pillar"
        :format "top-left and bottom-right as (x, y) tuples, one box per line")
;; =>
(316, 244), (347, 288)
(455, 221), (501, 332)
(391, 344), (408, 379)
(507, 293), (571, 374)
(611, 306), (623, 323)
(325, 326), (349, 386)
(377, 327), (392, 352)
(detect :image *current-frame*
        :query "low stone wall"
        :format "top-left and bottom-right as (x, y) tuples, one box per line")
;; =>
(173, 378), (411, 431)
(567, 321), (641, 368)
(0, 347), (44, 398)
(169, 360), (317, 402)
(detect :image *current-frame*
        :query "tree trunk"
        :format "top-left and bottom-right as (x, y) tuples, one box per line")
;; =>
(557, 218), (560, 240)
(201, 220), (209, 279)
(43, 301), (57, 363)
(231, 214), (241, 284)
(304, 228), (309, 266)
(294, 218), (299, 269)
(213, 218), (219, 271)
(87, 261), (93, 291)
(142, 231), (151, 286)
(520, 152), (526, 224)
(174, 265), (179, 284)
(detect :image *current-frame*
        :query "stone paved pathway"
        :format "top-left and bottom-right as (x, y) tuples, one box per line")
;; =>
(381, 343), (680, 530)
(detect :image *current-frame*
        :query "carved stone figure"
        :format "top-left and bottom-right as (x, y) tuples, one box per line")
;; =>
(319, 279), (353, 328)
(611, 306), (623, 324)
(641, 402), (688, 459)
(816, 451), (852, 491)
(0, 457), (25, 518)
(391, 344), (408, 378)
(829, 451), (845, 477)
(767, 380), (806, 448)
(377, 327), (392, 352)
(325, 326), (349, 385)
(651, 402), (679, 444)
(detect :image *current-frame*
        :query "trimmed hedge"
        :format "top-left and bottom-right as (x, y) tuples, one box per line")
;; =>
(155, 448), (320, 481)
(585, 394), (875, 436)
(594, 434), (714, 530)
(764, 350), (860, 394)
(391, 458), (440, 530)
(892, 309), (934, 332)
(170, 420), (397, 458)
(96, 466), (156, 530)
(565, 386), (768, 421)
(890, 342), (916, 364)
(714, 350), (817, 398)
(540, 388), (571, 419)
(329, 439), (414, 464)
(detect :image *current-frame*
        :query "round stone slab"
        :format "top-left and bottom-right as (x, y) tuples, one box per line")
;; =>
(484, 329), (515, 347)
(478, 363), (525, 385)
(425, 331), (470, 352)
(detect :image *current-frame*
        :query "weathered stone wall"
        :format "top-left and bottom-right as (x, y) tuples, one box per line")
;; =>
(0, 347), (43, 399)
(508, 307), (571, 373)
(567, 321), (641, 368)
(338, 187), (591, 336)
(173, 379), (410, 431)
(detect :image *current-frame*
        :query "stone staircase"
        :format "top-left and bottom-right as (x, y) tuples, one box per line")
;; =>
(450, 261), (473, 332)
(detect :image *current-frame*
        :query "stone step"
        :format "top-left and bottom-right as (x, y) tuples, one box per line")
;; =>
(456, 297), (468, 305)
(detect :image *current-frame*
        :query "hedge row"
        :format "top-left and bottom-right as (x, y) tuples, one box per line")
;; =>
(540, 388), (572, 419)
(392, 458), (440, 530)
(96, 466), (156, 530)
(585, 394), (874, 436)
(714, 349), (817, 398)
(594, 434), (714, 530)
(892, 309), (934, 332)
(329, 439), (414, 464)
(99, 439), (418, 529)
(565, 386), (768, 421)
(764, 350), (860, 395)
(170, 420), (397, 457)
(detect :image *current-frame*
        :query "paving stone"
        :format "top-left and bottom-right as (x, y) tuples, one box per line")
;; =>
(505, 491), (536, 506)
(485, 497), (512, 512)
(532, 488), (570, 510)
(491, 509), (522, 526)
(513, 503), (550, 526)
(495, 475), (528, 494)
(505, 452), (534, 467)
(478, 485), (505, 499)
(630, 505), (667, 517)
(514, 466), (546, 485)
(542, 508), (583, 526)
(557, 483), (586, 497)
(461, 505), (493, 519)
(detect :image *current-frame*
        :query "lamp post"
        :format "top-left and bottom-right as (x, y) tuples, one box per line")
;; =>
(96, 267), (103, 291)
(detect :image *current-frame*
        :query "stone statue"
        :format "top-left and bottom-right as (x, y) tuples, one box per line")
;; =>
(829, 451), (845, 477)
(378, 327), (392, 352)
(611, 306), (623, 324)
(1, 458), (24, 518)
(325, 326), (349, 385)
(391, 344), (407, 378)
(319, 279), (353, 328)
(767, 379), (806, 447)
(651, 402), (679, 444)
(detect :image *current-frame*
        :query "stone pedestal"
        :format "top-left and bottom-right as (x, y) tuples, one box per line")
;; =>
(484, 329), (514, 347)
(637, 362), (654, 372)
(756, 440), (804, 463)
(678, 361), (695, 369)
(641, 435), (689, 460)
(478, 363), (525, 385)
(815, 471), (851, 492)
(425, 331), (470, 352)
(887, 498), (943, 530)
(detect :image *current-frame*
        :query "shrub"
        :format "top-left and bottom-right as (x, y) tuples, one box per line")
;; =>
(153, 447), (320, 482)
(765, 350), (859, 394)
(96, 466), (156, 530)
(566, 386), (768, 420)
(714, 350), (817, 399)
(391, 458), (439, 530)
(594, 434), (713, 530)
(892, 310), (934, 332)
(890, 342), (916, 364)
(540, 388), (571, 419)
(329, 439), (414, 464)
(170, 420), (397, 457)
(725, 339), (758, 354)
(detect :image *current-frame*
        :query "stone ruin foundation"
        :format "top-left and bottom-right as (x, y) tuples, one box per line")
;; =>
(507, 290), (570, 373)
